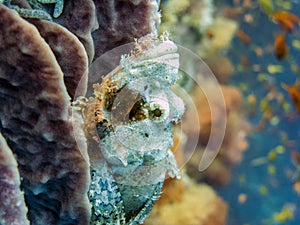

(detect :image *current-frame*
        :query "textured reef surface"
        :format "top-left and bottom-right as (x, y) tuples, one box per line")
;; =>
(0, 133), (29, 225)
(0, 4), (90, 224)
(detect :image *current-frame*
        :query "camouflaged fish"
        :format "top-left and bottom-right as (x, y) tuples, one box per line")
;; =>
(86, 34), (184, 225)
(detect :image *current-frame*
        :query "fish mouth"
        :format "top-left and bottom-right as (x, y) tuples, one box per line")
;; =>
(141, 40), (178, 60)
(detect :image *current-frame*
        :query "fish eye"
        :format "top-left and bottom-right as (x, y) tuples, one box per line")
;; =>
(149, 100), (169, 122)
(152, 108), (162, 117)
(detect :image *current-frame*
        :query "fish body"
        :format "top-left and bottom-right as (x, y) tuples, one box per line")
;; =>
(274, 33), (288, 60)
(88, 35), (184, 225)
(282, 81), (300, 113)
(273, 11), (300, 33)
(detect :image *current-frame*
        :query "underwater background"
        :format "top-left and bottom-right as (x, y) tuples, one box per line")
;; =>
(1, 0), (300, 224)
(214, 0), (300, 224)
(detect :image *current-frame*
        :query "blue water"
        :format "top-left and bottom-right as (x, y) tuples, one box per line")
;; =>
(215, 1), (300, 224)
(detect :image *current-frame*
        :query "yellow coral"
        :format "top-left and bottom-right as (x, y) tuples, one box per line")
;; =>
(159, 0), (190, 33)
(144, 177), (227, 225)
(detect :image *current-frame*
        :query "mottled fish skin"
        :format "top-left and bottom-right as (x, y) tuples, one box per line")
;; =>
(126, 181), (163, 225)
(1, 0), (64, 20)
(89, 161), (163, 225)
(88, 35), (184, 225)
(37, 0), (64, 18)
(89, 161), (126, 225)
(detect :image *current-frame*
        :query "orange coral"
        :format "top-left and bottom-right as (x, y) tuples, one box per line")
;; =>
(183, 84), (249, 185)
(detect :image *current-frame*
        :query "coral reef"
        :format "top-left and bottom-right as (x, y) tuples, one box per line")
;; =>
(0, 133), (29, 225)
(184, 84), (249, 185)
(27, 18), (89, 100)
(159, 0), (238, 58)
(92, 0), (161, 60)
(204, 55), (235, 84)
(0, 4), (90, 224)
(53, 0), (97, 62)
(159, 0), (214, 40)
(201, 17), (237, 83)
(200, 17), (238, 57)
(144, 176), (228, 225)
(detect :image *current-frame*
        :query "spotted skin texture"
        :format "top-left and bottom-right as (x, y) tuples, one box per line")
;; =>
(37, 0), (64, 18)
(89, 162), (126, 225)
(1, 0), (64, 20)
(89, 163), (164, 225)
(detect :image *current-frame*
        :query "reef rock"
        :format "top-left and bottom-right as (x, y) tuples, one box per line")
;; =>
(0, 133), (29, 225)
(0, 5), (90, 225)
(92, 0), (161, 59)
(54, 0), (98, 62)
(28, 19), (89, 100)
